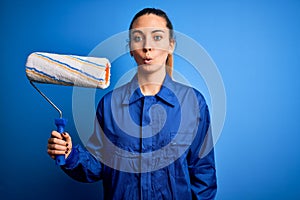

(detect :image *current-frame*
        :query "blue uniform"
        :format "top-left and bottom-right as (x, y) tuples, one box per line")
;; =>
(62, 74), (217, 199)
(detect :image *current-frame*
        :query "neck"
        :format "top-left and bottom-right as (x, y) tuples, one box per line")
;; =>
(138, 67), (166, 96)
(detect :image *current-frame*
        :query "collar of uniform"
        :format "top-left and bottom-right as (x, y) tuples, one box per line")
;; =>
(122, 73), (177, 107)
(121, 74), (143, 105)
(155, 74), (177, 107)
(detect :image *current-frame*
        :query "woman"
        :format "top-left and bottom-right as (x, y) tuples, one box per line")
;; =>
(48, 8), (217, 199)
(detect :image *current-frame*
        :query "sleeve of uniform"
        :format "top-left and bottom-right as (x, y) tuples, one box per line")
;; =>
(61, 144), (103, 183)
(187, 92), (217, 199)
(60, 99), (106, 183)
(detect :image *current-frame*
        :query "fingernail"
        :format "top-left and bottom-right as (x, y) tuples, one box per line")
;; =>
(66, 143), (69, 147)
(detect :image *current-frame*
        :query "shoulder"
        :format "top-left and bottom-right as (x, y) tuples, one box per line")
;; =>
(97, 82), (131, 109)
(102, 83), (129, 99)
(171, 79), (207, 105)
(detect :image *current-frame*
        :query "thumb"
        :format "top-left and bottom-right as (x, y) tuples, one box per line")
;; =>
(62, 132), (73, 159)
(62, 132), (72, 143)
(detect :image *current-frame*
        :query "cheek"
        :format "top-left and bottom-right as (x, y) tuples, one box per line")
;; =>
(131, 49), (144, 59)
(155, 44), (170, 58)
(155, 40), (171, 52)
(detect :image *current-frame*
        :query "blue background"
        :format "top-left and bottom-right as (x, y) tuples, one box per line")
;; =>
(1, 0), (300, 199)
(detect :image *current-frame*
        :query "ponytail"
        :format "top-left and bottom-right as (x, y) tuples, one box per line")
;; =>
(166, 53), (173, 78)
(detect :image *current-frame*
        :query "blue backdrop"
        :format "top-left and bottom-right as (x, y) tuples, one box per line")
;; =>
(1, 0), (300, 199)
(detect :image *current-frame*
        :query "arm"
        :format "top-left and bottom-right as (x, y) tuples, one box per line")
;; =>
(47, 131), (103, 183)
(61, 144), (103, 183)
(187, 96), (217, 199)
(61, 97), (108, 183)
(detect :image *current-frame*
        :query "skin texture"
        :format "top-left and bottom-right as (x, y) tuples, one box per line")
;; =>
(130, 14), (175, 95)
(47, 14), (174, 160)
(47, 131), (72, 159)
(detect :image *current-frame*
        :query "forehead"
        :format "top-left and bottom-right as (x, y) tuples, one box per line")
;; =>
(131, 14), (167, 29)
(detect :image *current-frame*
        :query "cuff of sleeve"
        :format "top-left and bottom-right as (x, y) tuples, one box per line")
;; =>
(62, 144), (80, 169)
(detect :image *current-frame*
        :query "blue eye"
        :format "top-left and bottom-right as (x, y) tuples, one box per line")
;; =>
(133, 36), (142, 42)
(154, 35), (162, 41)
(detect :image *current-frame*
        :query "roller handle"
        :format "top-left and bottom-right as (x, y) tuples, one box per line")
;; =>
(54, 118), (67, 166)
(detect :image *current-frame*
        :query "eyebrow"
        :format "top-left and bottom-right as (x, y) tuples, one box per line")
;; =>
(131, 29), (165, 35)
(152, 30), (165, 34)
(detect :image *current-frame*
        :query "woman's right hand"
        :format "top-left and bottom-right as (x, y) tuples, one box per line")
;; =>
(47, 131), (72, 160)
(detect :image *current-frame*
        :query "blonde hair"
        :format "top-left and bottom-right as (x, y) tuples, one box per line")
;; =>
(166, 53), (173, 77)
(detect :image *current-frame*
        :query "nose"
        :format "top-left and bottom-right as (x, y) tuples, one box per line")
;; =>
(143, 47), (151, 53)
(143, 37), (152, 52)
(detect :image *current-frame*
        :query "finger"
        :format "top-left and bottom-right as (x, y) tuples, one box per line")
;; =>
(62, 132), (72, 143)
(51, 131), (63, 140)
(47, 149), (68, 156)
(47, 151), (56, 159)
(62, 132), (72, 149)
(47, 143), (68, 151)
(61, 132), (72, 159)
(47, 150), (56, 159)
(48, 137), (68, 146)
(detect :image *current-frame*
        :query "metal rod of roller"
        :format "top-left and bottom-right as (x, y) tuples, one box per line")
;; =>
(29, 81), (63, 118)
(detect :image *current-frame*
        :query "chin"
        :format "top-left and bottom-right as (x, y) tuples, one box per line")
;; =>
(138, 64), (165, 75)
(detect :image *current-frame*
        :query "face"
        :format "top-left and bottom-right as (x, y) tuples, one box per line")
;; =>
(130, 14), (175, 74)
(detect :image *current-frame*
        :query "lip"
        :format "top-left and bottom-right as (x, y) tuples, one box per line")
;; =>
(143, 57), (153, 64)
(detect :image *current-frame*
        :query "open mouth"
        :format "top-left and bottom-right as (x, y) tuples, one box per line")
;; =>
(143, 58), (153, 64)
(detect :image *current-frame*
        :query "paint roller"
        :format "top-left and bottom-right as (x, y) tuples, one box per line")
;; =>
(25, 52), (111, 165)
